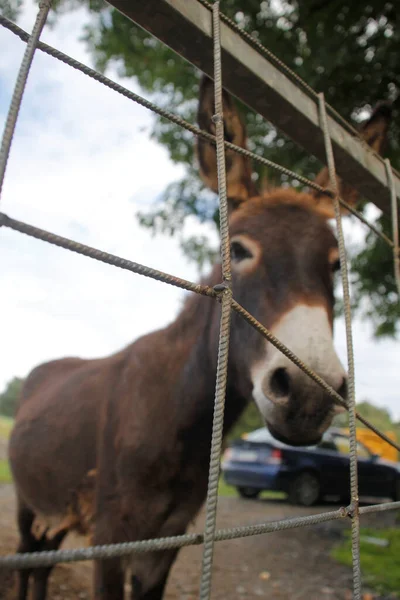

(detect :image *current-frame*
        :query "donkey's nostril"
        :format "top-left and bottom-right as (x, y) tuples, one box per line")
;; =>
(270, 367), (291, 398)
(337, 377), (348, 400)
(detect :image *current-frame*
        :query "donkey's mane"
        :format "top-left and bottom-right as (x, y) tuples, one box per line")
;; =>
(233, 188), (334, 221)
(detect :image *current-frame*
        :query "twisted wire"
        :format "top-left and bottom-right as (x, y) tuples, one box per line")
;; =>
(339, 196), (393, 247)
(2, 501), (399, 570)
(199, 289), (232, 599)
(212, 1), (231, 285)
(0, 14), (329, 198)
(0, 213), (216, 298)
(199, 5), (232, 597)
(318, 92), (361, 600)
(0, 1), (51, 199)
(0, 14), (395, 250)
(195, 0), (365, 141)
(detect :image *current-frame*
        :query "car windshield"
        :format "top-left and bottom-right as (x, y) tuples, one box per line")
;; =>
(244, 428), (318, 450)
(243, 428), (371, 457)
(245, 428), (275, 443)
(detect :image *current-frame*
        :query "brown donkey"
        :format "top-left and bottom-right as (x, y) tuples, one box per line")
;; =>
(9, 78), (390, 600)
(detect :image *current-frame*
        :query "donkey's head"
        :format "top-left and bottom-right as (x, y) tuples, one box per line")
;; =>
(198, 77), (390, 446)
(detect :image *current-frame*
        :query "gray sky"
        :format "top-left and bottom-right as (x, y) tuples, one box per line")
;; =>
(1, 1), (399, 420)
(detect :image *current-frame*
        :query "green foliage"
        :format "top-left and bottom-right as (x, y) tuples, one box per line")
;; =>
(0, 460), (12, 484)
(6, 0), (400, 336)
(0, 415), (13, 439)
(333, 399), (400, 444)
(0, 377), (23, 418)
(333, 399), (395, 430)
(226, 402), (264, 443)
(332, 527), (400, 596)
(351, 214), (400, 337)
(0, 0), (22, 19)
(83, 0), (400, 338)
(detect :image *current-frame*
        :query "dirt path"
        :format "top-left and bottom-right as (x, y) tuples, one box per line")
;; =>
(0, 484), (396, 599)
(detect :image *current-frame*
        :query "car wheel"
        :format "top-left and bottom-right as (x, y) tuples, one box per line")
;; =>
(237, 486), (260, 499)
(289, 472), (320, 506)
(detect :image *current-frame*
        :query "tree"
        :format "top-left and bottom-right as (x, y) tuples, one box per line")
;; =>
(0, 377), (24, 418)
(0, 0), (21, 19)
(333, 399), (395, 431)
(5, 0), (400, 335)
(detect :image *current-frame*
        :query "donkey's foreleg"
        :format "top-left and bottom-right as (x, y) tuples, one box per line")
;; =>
(31, 527), (68, 600)
(15, 500), (36, 600)
(94, 557), (125, 600)
(130, 548), (179, 600)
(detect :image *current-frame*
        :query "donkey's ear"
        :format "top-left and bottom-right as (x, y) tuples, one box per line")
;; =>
(197, 76), (258, 209)
(311, 102), (392, 216)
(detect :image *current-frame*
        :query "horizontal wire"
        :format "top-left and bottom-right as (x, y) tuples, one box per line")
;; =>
(0, 1), (51, 198)
(195, 0), (400, 160)
(0, 15), (327, 196)
(1, 211), (399, 454)
(1, 501), (399, 570)
(0, 213), (216, 298)
(0, 14), (393, 249)
(194, 0), (362, 137)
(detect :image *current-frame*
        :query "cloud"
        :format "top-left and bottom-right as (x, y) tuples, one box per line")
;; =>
(1, 2), (399, 423)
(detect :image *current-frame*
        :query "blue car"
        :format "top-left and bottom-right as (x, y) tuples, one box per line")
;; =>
(221, 427), (400, 506)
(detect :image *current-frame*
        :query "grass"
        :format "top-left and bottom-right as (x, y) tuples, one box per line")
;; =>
(218, 477), (286, 500)
(0, 459), (12, 483)
(332, 527), (400, 597)
(0, 415), (13, 440)
(0, 416), (13, 484)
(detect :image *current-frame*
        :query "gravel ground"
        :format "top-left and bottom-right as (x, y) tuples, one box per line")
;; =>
(0, 483), (396, 599)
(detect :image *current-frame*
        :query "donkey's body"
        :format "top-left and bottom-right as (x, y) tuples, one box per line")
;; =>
(9, 78), (390, 600)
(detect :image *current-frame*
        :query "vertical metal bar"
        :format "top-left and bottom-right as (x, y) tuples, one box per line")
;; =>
(199, 2), (232, 599)
(318, 93), (361, 600)
(210, 5), (231, 284)
(0, 0), (52, 200)
(199, 290), (231, 600)
(384, 159), (400, 296)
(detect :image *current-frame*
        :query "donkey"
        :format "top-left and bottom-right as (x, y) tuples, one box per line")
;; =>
(8, 77), (390, 600)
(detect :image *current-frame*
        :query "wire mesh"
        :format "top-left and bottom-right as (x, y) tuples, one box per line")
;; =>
(318, 92), (361, 599)
(0, 0), (51, 198)
(0, 2), (400, 600)
(199, 4), (232, 598)
(0, 13), (395, 249)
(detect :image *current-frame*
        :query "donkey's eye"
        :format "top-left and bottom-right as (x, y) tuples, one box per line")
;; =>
(331, 259), (341, 273)
(230, 241), (253, 262)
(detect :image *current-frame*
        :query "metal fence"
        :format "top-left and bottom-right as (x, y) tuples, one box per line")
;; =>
(0, 1), (400, 599)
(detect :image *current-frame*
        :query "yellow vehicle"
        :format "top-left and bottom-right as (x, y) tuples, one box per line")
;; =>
(339, 428), (398, 462)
